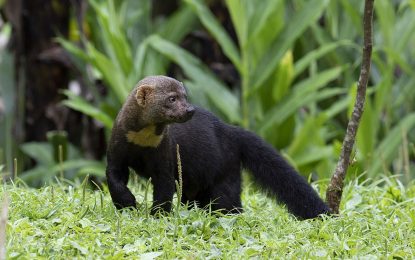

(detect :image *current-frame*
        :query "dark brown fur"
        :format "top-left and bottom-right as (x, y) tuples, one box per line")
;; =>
(106, 75), (329, 219)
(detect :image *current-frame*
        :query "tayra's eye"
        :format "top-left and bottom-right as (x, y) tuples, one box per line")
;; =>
(169, 96), (176, 103)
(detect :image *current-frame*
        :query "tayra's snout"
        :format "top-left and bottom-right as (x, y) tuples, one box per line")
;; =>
(172, 104), (195, 123)
(177, 105), (194, 122)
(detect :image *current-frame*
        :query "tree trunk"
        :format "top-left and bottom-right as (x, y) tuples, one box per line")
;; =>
(4, 0), (71, 143)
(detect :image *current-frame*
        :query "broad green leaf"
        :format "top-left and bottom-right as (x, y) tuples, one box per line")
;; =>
(156, 6), (197, 43)
(225, 0), (248, 48)
(339, 0), (362, 32)
(393, 7), (415, 53)
(257, 50), (294, 113)
(62, 90), (114, 129)
(76, 161), (106, 177)
(383, 48), (415, 76)
(21, 159), (106, 182)
(326, 1), (339, 38)
(272, 51), (294, 102)
(374, 71), (393, 115)
(323, 95), (351, 120)
(85, 43), (129, 102)
(52, 160), (104, 173)
(290, 67), (344, 97)
(368, 113), (415, 177)
(251, 0), (329, 91)
(183, 80), (211, 111)
(288, 115), (327, 157)
(185, 0), (241, 70)
(140, 5), (199, 81)
(57, 39), (90, 61)
(294, 40), (355, 77)
(91, 0), (133, 76)
(247, 0), (284, 69)
(60, 38), (129, 102)
(106, 30), (133, 76)
(247, 0), (284, 46)
(375, 0), (395, 48)
(20, 166), (50, 182)
(355, 92), (376, 160)
(259, 88), (345, 135)
(130, 41), (149, 85)
(20, 143), (53, 166)
(294, 146), (333, 167)
(148, 35), (241, 123)
(257, 67), (344, 133)
(394, 76), (415, 109)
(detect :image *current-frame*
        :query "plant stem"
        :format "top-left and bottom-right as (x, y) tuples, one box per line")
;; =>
(241, 51), (250, 129)
(13, 158), (17, 180)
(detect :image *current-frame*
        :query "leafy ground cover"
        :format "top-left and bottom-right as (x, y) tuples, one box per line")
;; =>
(2, 176), (415, 259)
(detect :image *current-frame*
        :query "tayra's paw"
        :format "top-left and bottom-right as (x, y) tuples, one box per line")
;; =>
(150, 202), (172, 216)
(114, 194), (137, 210)
(150, 208), (166, 217)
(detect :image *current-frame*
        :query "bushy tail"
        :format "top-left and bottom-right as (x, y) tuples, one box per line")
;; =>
(238, 129), (329, 219)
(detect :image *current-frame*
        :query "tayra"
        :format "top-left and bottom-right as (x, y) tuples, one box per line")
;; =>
(106, 75), (329, 219)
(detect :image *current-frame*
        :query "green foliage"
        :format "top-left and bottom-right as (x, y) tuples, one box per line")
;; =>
(62, 90), (113, 129)
(3, 176), (415, 258)
(177, 0), (415, 179)
(61, 0), (197, 119)
(20, 141), (105, 185)
(151, 0), (346, 176)
(58, 0), (415, 181)
(15, 0), (199, 183)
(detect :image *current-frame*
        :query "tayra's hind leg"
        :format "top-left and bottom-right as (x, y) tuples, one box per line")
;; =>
(207, 177), (243, 214)
(180, 194), (200, 210)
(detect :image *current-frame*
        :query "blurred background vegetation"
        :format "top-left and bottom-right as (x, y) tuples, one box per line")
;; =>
(0, 0), (414, 187)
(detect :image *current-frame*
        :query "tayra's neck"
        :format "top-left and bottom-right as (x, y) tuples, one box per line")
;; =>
(118, 94), (147, 131)
(124, 123), (166, 147)
(117, 95), (168, 148)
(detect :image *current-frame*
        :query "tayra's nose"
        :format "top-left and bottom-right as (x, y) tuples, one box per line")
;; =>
(186, 106), (195, 117)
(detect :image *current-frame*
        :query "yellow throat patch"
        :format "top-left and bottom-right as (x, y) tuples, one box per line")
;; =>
(126, 125), (164, 147)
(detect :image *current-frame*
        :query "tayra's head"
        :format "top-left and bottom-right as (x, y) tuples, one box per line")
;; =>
(134, 75), (195, 124)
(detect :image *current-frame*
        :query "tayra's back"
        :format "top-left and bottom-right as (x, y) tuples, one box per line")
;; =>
(169, 107), (241, 189)
(169, 106), (329, 218)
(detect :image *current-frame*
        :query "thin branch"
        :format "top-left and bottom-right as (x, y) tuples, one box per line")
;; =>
(326, 0), (374, 214)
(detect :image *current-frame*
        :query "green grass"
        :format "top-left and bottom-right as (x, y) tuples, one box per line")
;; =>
(2, 176), (415, 259)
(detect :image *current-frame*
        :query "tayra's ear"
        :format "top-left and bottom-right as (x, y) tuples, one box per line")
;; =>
(135, 85), (154, 107)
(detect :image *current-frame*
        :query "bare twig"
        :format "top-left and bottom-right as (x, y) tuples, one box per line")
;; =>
(326, 0), (374, 214)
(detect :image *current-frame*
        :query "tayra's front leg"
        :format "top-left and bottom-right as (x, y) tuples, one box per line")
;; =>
(106, 163), (136, 209)
(150, 161), (176, 215)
